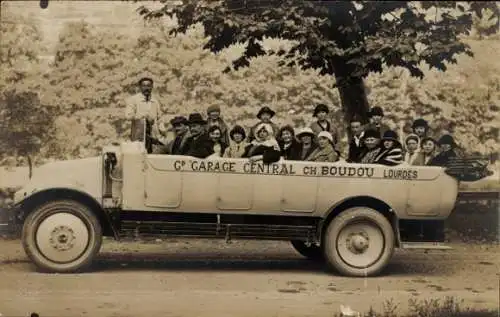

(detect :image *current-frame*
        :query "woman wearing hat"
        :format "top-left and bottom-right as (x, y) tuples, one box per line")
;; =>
(248, 106), (280, 142)
(412, 137), (438, 166)
(428, 134), (460, 167)
(403, 133), (420, 165)
(242, 122), (281, 164)
(205, 104), (230, 146)
(277, 125), (301, 160)
(375, 130), (404, 166)
(306, 131), (340, 163)
(358, 129), (383, 164)
(309, 104), (339, 147)
(223, 125), (249, 158)
(295, 127), (318, 161)
(411, 118), (430, 139)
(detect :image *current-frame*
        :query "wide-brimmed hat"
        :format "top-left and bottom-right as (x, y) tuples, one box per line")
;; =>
(412, 118), (429, 129)
(138, 76), (153, 85)
(313, 104), (329, 117)
(368, 106), (384, 117)
(230, 125), (246, 140)
(257, 106), (276, 119)
(438, 134), (456, 147)
(296, 127), (315, 138)
(187, 113), (207, 125)
(207, 105), (221, 114)
(382, 130), (399, 142)
(317, 131), (333, 143)
(170, 116), (188, 126)
(364, 128), (381, 139)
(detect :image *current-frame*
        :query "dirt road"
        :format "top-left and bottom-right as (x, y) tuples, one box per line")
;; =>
(0, 238), (498, 317)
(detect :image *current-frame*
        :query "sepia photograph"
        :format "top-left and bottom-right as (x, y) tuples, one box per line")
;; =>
(0, 0), (499, 316)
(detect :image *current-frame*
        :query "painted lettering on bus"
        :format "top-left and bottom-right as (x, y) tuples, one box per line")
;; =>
(320, 166), (375, 178)
(383, 169), (418, 180)
(242, 162), (296, 175)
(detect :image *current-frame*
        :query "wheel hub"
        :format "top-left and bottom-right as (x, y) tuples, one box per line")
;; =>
(35, 212), (90, 264)
(49, 225), (76, 251)
(347, 232), (369, 254)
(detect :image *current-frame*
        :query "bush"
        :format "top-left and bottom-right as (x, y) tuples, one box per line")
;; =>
(335, 297), (497, 317)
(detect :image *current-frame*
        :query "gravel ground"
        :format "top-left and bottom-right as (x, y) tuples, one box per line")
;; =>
(0, 238), (498, 317)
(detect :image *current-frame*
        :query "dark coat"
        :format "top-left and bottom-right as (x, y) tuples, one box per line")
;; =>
(428, 149), (459, 167)
(184, 133), (214, 158)
(167, 132), (191, 155)
(359, 146), (383, 164)
(279, 140), (302, 160)
(242, 144), (281, 164)
(298, 143), (318, 161)
(347, 135), (366, 163)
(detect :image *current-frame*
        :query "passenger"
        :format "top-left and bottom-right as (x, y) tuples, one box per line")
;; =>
(358, 129), (382, 164)
(277, 125), (301, 160)
(309, 103), (339, 148)
(223, 125), (248, 158)
(403, 133), (420, 165)
(242, 123), (281, 164)
(428, 134), (460, 167)
(411, 118), (430, 140)
(295, 127), (318, 161)
(205, 105), (230, 146)
(248, 106), (280, 142)
(375, 130), (404, 166)
(347, 116), (366, 163)
(207, 125), (228, 158)
(163, 116), (191, 155)
(124, 76), (166, 153)
(364, 106), (390, 137)
(412, 137), (438, 166)
(184, 113), (214, 159)
(306, 131), (340, 163)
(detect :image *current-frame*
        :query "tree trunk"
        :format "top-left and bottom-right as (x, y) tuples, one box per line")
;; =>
(335, 75), (370, 124)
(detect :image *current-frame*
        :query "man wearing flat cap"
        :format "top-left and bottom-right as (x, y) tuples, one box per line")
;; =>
(248, 106), (280, 142)
(184, 113), (214, 158)
(124, 76), (166, 152)
(205, 104), (230, 146)
(164, 116), (191, 155)
(364, 106), (390, 137)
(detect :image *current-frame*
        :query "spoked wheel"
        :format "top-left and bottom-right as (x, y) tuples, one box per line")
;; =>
(290, 240), (323, 261)
(22, 200), (102, 273)
(323, 207), (395, 277)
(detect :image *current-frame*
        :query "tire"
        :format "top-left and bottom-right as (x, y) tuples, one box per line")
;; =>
(323, 207), (395, 277)
(290, 240), (323, 261)
(22, 200), (102, 273)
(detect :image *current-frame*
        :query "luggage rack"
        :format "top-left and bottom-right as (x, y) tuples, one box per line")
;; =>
(444, 155), (493, 182)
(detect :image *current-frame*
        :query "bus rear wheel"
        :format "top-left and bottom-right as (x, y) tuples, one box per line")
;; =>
(323, 207), (395, 277)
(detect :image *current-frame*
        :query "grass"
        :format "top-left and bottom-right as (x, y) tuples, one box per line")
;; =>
(337, 297), (498, 317)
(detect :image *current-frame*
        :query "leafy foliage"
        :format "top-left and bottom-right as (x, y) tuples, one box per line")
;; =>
(138, 1), (499, 81)
(0, 8), (54, 163)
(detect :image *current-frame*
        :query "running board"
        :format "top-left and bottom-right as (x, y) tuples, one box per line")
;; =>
(400, 242), (452, 250)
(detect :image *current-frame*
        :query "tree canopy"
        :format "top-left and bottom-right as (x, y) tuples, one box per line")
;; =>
(137, 1), (499, 121)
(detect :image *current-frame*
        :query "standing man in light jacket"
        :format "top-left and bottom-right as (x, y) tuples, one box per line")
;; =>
(124, 76), (167, 153)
